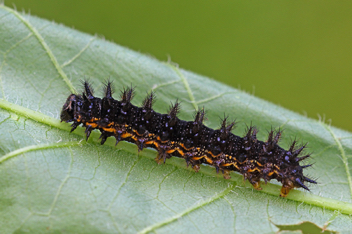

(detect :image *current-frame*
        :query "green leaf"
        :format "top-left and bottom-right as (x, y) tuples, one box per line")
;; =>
(0, 5), (351, 233)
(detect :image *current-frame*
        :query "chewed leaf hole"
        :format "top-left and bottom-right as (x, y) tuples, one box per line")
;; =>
(275, 221), (337, 234)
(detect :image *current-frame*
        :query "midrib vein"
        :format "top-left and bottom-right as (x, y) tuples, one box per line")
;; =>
(0, 99), (352, 216)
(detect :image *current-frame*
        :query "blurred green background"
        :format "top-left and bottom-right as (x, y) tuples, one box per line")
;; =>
(5, 0), (352, 132)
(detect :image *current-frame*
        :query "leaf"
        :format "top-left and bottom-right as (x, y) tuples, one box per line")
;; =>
(0, 5), (351, 233)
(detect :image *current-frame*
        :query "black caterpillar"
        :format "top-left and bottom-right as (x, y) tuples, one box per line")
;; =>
(60, 81), (316, 197)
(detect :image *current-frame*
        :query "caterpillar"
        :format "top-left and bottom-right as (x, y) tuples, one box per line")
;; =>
(60, 81), (317, 197)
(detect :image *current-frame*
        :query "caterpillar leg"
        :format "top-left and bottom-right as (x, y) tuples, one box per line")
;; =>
(280, 180), (294, 197)
(250, 181), (262, 190)
(280, 186), (291, 197)
(155, 145), (171, 164)
(192, 164), (200, 172)
(244, 173), (262, 191)
(222, 169), (231, 179)
(248, 177), (262, 190)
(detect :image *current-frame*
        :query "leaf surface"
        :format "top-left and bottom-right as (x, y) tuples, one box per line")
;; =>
(0, 5), (351, 234)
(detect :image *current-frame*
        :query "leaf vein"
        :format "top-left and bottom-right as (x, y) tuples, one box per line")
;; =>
(106, 156), (141, 211)
(0, 141), (82, 164)
(46, 147), (74, 216)
(195, 91), (238, 105)
(137, 183), (235, 234)
(61, 36), (97, 68)
(164, 62), (198, 111)
(106, 156), (141, 233)
(156, 167), (178, 199)
(149, 79), (181, 93)
(223, 197), (237, 234)
(0, 5), (76, 94)
(0, 32), (34, 99)
(321, 122), (352, 199)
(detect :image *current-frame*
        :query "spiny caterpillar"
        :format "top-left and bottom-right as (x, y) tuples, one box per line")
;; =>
(60, 81), (317, 197)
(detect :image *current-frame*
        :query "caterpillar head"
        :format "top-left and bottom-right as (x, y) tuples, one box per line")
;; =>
(60, 94), (83, 122)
